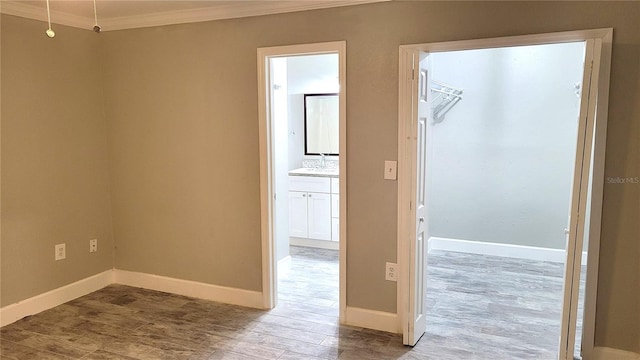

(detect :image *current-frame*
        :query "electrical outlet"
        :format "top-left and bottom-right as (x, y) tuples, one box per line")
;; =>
(385, 262), (397, 282)
(89, 239), (98, 253)
(55, 243), (66, 261)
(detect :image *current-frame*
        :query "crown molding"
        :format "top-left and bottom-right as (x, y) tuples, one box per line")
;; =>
(0, 1), (94, 30)
(102, 0), (389, 31)
(0, 0), (389, 32)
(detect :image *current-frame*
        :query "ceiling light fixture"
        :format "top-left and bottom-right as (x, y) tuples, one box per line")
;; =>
(44, 0), (55, 38)
(92, 0), (101, 33)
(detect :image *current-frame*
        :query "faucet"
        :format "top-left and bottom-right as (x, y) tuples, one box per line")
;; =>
(320, 153), (326, 169)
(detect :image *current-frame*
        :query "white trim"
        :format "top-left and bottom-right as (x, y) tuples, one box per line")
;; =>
(397, 45), (415, 344)
(257, 46), (276, 310)
(344, 306), (400, 334)
(581, 29), (612, 360)
(429, 237), (588, 264)
(1, 268), (268, 327)
(257, 41), (347, 322)
(337, 41), (348, 326)
(290, 237), (339, 250)
(101, 0), (386, 31)
(593, 347), (640, 360)
(400, 28), (615, 54)
(560, 36), (599, 360)
(0, 270), (114, 327)
(0, 0), (388, 32)
(114, 270), (263, 309)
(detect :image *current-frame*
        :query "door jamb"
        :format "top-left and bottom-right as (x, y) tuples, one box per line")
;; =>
(397, 28), (612, 358)
(257, 41), (347, 322)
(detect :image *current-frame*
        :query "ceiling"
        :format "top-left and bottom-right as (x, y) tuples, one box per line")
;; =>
(0, 0), (388, 31)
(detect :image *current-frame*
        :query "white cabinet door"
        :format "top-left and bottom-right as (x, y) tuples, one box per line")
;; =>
(331, 218), (340, 242)
(331, 177), (340, 194)
(289, 191), (308, 238)
(307, 192), (332, 241)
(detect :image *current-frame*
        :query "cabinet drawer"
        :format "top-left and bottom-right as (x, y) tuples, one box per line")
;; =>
(289, 176), (330, 193)
(331, 177), (339, 194)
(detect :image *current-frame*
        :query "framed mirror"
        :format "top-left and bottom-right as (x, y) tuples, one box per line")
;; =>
(304, 93), (339, 155)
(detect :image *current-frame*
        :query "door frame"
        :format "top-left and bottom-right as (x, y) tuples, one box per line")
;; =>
(397, 29), (612, 359)
(257, 41), (347, 321)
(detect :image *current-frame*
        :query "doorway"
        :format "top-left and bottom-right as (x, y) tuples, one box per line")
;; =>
(397, 29), (612, 360)
(257, 42), (347, 321)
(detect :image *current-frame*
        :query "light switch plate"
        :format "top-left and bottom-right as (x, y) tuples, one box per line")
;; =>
(384, 160), (397, 180)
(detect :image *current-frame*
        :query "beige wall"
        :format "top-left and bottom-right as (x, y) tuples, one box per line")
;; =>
(1, 0), (639, 354)
(1, 15), (114, 305)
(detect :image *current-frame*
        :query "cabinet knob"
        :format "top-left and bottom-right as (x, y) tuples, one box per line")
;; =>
(308, 194), (312, 197)
(302, 194), (306, 197)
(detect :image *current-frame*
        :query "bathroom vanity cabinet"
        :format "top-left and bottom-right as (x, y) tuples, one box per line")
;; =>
(288, 172), (339, 247)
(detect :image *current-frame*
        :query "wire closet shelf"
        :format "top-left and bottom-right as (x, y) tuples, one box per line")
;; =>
(431, 80), (463, 123)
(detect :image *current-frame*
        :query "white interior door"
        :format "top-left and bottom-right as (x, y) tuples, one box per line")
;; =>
(406, 51), (431, 346)
(558, 38), (600, 360)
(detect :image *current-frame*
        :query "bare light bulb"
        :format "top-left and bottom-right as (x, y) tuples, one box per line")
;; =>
(46, 28), (55, 38)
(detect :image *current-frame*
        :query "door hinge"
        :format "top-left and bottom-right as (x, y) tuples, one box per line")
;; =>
(410, 201), (413, 210)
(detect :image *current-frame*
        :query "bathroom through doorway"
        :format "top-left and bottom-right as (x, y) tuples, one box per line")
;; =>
(257, 42), (347, 322)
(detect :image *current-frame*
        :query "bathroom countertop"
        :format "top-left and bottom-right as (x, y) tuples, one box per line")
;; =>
(288, 167), (339, 178)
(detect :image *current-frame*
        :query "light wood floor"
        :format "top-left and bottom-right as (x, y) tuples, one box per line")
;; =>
(0, 246), (584, 359)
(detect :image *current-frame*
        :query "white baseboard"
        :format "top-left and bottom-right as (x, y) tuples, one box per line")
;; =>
(593, 347), (640, 360)
(343, 306), (400, 334)
(0, 270), (114, 327)
(1, 269), (265, 328)
(429, 237), (588, 264)
(114, 270), (264, 309)
(290, 237), (339, 250)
